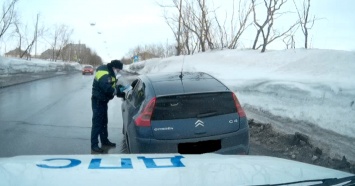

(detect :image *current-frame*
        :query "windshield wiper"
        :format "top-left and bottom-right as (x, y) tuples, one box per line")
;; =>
(197, 111), (217, 118)
(253, 175), (355, 186)
(311, 176), (355, 186)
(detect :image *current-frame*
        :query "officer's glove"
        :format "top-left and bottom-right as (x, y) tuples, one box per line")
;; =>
(116, 84), (126, 98)
(118, 84), (130, 92)
(117, 84), (124, 92)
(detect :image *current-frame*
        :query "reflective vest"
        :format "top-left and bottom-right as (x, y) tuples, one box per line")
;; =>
(92, 65), (116, 101)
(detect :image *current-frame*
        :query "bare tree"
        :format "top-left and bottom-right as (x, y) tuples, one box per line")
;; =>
(58, 27), (73, 61)
(159, 0), (184, 56)
(11, 13), (44, 59)
(20, 13), (43, 59)
(49, 25), (59, 61)
(126, 43), (175, 60)
(198, 0), (214, 50)
(87, 51), (102, 66)
(79, 47), (92, 64)
(182, 0), (214, 52)
(165, 42), (176, 57)
(282, 34), (295, 49)
(182, 3), (198, 54)
(176, 0), (183, 55)
(0, 0), (18, 39)
(252, 0), (298, 52)
(47, 24), (73, 61)
(209, 0), (253, 50)
(213, 10), (227, 49)
(13, 20), (22, 56)
(228, 0), (253, 49)
(293, 0), (317, 49)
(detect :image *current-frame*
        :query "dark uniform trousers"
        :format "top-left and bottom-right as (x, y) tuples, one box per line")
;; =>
(91, 97), (110, 148)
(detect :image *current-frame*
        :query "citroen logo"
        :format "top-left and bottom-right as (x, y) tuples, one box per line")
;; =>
(195, 120), (204, 127)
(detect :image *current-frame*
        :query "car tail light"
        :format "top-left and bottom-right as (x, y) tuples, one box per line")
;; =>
(134, 97), (156, 127)
(232, 93), (246, 118)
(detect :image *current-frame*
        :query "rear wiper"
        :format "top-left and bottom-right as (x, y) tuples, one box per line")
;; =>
(253, 175), (355, 186)
(197, 112), (217, 118)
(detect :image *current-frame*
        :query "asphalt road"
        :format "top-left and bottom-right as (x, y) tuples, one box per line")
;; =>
(1, 71), (258, 157)
(0, 72), (129, 157)
(0, 71), (278, 157)
(1, 71), (354, 174)
(0, 71), (270, 157)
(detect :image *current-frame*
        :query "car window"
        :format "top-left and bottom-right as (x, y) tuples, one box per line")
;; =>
(129, 79), (145, 108)
(152, 93), (236, 120)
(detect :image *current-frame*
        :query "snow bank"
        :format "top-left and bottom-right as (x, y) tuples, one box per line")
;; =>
(0, 56), (81, 75)
(127, 49), (355, 138)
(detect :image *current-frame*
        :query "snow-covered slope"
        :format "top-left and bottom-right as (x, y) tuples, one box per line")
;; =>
(128, 49), (355, 139)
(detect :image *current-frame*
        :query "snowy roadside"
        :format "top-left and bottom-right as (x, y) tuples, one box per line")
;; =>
(249, 119), (355, 174)
(0, 56), (82, 88)
(226, 79), (355, 164)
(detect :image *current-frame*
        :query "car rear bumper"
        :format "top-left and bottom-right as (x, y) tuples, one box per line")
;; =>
(129, 127), (249, 154)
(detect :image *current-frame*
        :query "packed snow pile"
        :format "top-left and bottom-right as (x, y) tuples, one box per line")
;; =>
(0, 56), (81, 75)
(127, 49), (355, 138)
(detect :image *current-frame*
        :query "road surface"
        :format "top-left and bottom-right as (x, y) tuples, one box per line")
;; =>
(0, 73), (127, 156)
(0, 72), (354, 174)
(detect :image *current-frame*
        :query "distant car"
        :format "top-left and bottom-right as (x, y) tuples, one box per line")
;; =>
(82, 65), (94, 75)
(122, 72), (249, 154)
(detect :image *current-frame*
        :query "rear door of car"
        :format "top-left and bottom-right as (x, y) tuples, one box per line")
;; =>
(150, 92), (241, 140)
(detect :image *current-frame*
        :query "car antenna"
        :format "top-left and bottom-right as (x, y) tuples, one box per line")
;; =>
(179, 55), (185, 80)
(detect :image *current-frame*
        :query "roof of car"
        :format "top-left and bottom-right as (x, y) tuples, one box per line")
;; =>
(143, 72), (230, 96)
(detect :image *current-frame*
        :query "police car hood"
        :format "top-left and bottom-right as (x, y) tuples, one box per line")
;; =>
(0, 154), (353, 186)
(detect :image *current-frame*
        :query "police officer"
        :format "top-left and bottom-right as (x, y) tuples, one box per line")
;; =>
(91, 59), (125, 153)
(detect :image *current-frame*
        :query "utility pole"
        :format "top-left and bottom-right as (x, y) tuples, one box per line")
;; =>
(69, 44), (71, 62)
(78, 40), (81, 63)
(35, 13), (39, 58)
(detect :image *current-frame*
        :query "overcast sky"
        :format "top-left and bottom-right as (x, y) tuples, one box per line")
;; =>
(5, 0), (355, 62)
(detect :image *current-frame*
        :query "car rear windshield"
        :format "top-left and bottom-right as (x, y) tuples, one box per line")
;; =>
(152, 92), (236, 120)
